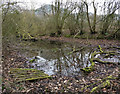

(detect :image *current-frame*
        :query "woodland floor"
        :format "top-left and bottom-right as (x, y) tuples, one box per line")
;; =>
(2, 37), (120, 94)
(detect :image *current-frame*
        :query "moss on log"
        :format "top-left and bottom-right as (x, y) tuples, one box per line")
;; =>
(90, 80), (110, 93)
(93, 58), (118, 65)
(81, 51), (96, 73)
(81, 75), (116, 93)
(80, 66), (94, 73)
(81, 45), (119, 73)
(29, 59), (36, 63)
(10, 68), (51, 82)
(67, 47), (85, 55)
(98, 45), (103, 52)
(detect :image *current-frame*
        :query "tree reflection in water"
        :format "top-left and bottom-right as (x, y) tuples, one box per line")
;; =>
(28, 46), (93, 76)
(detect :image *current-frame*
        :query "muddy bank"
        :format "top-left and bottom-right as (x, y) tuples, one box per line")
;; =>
(2, 38), (120, 93)
(39, 36), (120, 47)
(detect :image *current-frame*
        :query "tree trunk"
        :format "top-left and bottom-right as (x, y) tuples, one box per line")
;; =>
(92, 2), (97, 34)
(84, 2), (93, 34)
(80, 3), (84, 35)
(57, 26), (62, 36)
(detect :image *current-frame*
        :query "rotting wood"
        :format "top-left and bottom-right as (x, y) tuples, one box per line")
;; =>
(10, 68), (51, 82)
(81, 45), (119, 73)
(81, 75), (117, 93)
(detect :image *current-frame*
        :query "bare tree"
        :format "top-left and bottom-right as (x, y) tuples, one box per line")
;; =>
(92, 1), (97, 33)
(2, 2), (18, 22)
(77, 2), (85, 35)
(73, 2), (85, 37)
(51, 0), (77, 36)
(84, 1), (97, 34)
(101, 1), (120, 35)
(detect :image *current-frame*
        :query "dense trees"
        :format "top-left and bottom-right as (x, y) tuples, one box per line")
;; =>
(51, 0), (77, 36)
(2, 0), (120, 39)
(101, 1), (120, 35)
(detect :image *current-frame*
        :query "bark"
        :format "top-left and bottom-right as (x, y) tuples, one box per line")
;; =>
(80, 3), (84, 35)
(92, 1), (97, 34)
(84, 1), (97, 34)
(105, 28), (120, 38)
(84, 2), (93, 34)
(53, 1), (76, 36)
(101, 1), (120, 35)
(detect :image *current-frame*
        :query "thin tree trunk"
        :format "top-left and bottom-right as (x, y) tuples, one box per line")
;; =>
(92, 2), (97, 34)
(80, 3), (84, 35)
(84, 2), (93, 34)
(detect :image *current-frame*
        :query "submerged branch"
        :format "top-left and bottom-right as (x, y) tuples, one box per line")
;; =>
(81, 45), (119, 73)
(67, 46), (85, 55)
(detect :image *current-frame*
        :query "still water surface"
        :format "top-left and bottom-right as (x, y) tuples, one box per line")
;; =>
(18, 40), (120, 76)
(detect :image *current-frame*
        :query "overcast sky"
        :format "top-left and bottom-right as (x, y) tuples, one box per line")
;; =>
(3, 0), (120, 15)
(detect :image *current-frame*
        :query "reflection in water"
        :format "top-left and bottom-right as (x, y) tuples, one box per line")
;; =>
(22, 40), (120, 76)
(27, 46), (93, 76)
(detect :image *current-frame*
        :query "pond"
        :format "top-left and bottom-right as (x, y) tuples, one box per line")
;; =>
(17, 39), (120, 77)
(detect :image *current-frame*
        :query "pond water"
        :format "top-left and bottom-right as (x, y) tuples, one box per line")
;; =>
(17, 40), (120, 76)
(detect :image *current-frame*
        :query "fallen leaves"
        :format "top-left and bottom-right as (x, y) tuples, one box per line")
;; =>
(2, 38), (120, 93)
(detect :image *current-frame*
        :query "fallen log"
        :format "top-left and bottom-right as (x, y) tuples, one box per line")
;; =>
(81, 75), (117, 93)
(81, 45), (119, 73)
(10, 68), (51, 82)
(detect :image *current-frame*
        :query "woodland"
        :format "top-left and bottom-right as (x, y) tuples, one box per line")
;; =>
(1, 0), (120, 93)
